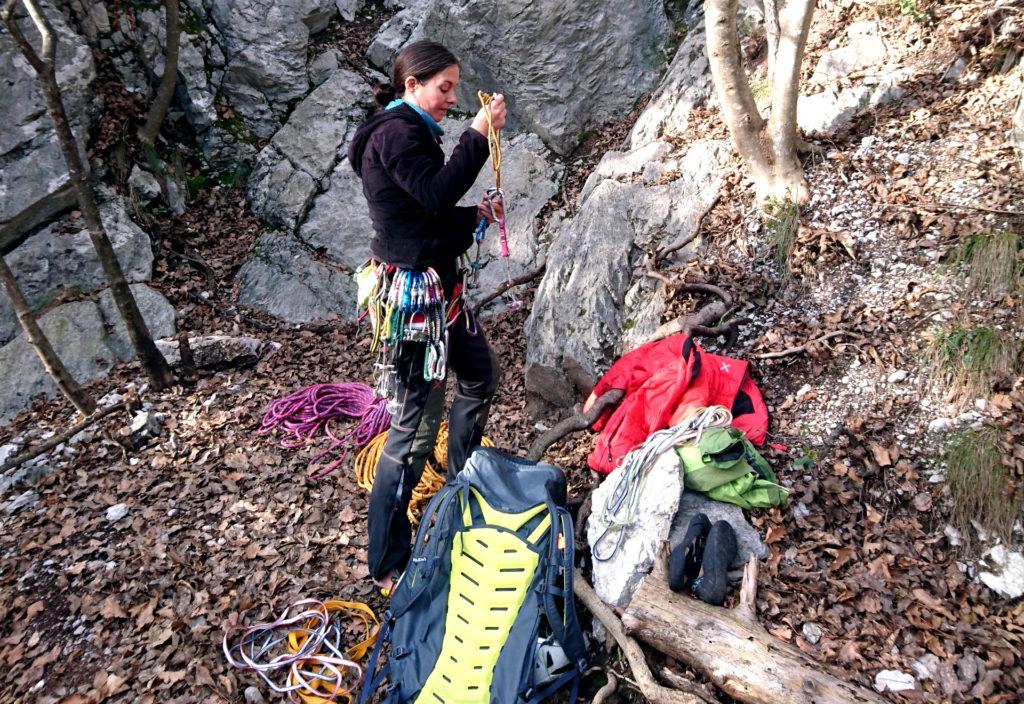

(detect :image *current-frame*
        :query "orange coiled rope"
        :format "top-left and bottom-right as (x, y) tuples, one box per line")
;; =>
(354, 422), (494, 525)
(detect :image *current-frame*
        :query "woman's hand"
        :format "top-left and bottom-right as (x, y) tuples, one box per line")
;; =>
(477, 193), (504, 224)
(471, 94), (506, 136)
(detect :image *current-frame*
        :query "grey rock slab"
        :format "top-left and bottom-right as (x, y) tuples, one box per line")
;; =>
(0, 1), (97, 247)
(0, 194), (154, 346)
(309, 48), (342, 86)
(297, 159), (374, 268)
(366, 2), (429, 74)
(525, 139), (727, 411)
(246, 69), (375, 231)
(129, 166), (162, 202)
(98, 284), (177, 361)
(237, 232), (357, 322)
(669, 491), (769, 570)
(587, 449), (682, 608)
(156, 335), (265, 368)
(629, 8), (714, 148)
(0, 301), (115, 424)
(335, 0), (365, 22)
(210, 0), (315, 139)
(978, 544), (1024, 600)
(798, 79), (904, 137)
(418, 0), (670, 155)
(810, 22), (888, 85)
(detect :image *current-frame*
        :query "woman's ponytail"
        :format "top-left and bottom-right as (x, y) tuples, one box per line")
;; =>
(373, 81), (397, 107)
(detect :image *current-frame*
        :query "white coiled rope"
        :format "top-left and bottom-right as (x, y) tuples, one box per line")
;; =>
(591, 406), (734, 562)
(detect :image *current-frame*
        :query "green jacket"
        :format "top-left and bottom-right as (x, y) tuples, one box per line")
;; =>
(676, 427), (788, 509)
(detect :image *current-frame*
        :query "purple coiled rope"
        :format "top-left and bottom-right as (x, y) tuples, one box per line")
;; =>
(259, 383), (391, 480)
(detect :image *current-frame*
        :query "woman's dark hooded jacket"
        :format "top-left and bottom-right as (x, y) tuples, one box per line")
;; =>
(348, 102), (489, 271)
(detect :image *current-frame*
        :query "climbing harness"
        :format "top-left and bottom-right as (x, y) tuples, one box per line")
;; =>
(259, 383), (391, 480)
(359, 263), (465, 410)
(591, 406), (734, 562)
(469, 90), (520, 310)
(354, 421), (494, 525)
(223, 599), (379, 703)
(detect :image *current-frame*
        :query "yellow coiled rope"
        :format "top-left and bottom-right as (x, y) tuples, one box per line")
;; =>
(477, 90), (501, 188)
(354, 421), (494, 525)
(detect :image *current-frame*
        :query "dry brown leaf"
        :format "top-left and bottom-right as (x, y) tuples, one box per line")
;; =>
(99, 595), (128, 620)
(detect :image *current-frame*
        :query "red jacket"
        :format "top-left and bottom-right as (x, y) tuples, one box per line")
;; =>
(584, 334), (768, 474)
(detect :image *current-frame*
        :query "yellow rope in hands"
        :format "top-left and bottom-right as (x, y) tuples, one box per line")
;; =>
(477, 90), (501, 189)
(354, 421), (494, 525)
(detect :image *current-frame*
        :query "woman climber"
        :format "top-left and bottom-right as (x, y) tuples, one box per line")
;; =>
(347, 40), (507, 592)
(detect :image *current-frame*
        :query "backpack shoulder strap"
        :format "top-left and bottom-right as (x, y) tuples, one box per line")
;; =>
(540, 501), (587, 671)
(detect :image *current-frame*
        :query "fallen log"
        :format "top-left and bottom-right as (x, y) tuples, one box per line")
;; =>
(622, 553), (885, 704)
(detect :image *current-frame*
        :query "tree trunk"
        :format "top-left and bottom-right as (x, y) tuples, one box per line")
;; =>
(0, 254), (96, 417)
(621, 555), (885, 704)
(705, 0), (813, 204)
(764, 0), (780, 84)
(705, 0), (774, 190)
(766, 0), (814, 203)
(138, 0), (180, 146)
(3, 0), (175, 390)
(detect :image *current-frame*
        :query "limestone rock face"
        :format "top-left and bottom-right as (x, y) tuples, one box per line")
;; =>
(0, 284), (176, 423)
(0, 197), (154, 346)
(0, 1), (97, 247)
(237, 232), (356, 322)
(246, 69), (375, 231)
(588, 450), (683, 608)
(524, 139), (727, 411)
(417, 0), (670, 155)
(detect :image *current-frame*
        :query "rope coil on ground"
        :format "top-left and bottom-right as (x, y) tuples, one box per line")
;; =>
(591, 406), (734, 562)
(259, 383), (391, 480)
(222, 599), (379, 703)
(354, 421), (494, 525)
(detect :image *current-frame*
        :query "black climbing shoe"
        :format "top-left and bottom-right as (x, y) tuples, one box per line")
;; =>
(692, 520), (738, 606)
(668, 513), (711, 592)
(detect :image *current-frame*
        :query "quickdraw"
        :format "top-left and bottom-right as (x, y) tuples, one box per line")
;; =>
(222, 599), (379, 704)
(591, 406), (734, 562)
(361, 263), (466, 411)
(471, 90), (520, 310)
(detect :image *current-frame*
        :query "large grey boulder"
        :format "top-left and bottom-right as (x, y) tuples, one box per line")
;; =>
(0, 302), (112, 424)
(237, 232), (356, 322)
(402, 0), (670, 155)
(798, 20), (904, 136)
(98, 284), (178, 361)
(297, 161), (374, 269)
(247, 69), (375, 231)
(0, 1), (96, 249)
(629, 10), (714, 148)
(588, 449), (682, 607)
(0, 285), (175, 423)
(0, 197), (154, 346)
(524, 139), (728, 411)
(208, 0), (318, 139)
(366, 1), (429, 74)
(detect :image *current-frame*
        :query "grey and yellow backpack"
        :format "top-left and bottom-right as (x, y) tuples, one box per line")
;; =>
(360, 447), (587, 704)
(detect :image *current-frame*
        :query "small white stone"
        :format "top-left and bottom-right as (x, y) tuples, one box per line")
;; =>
(912, 654), (939, 681)
(801, 622), (822, 644)
(106, 503), (129, 523)
(795, 384), (813, 400)
(978, 545), (1024, 600)
(874, 670), (916, 692)
(944, 525), (962, 546)
(793, 502), (811, 519)
(895, 153), (911, 166)
(887, 370), (908, 384)
(928, 418), (955, 433)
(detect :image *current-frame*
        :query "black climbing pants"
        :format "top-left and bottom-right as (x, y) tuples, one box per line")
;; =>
(367, 312), (499, 582)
